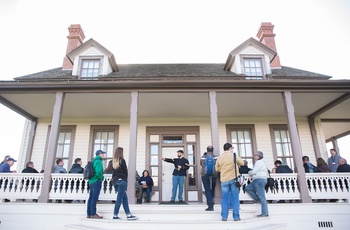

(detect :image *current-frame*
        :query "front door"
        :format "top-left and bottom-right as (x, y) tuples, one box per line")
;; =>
(161, 147), (184, 202)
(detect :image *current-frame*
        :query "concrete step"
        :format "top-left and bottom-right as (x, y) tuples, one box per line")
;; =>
(65, 218), (286, 230)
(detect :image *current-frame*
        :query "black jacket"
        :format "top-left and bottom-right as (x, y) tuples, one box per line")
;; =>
(164, 157), (190, 176)
(276, 165), (293, 173)
(112, 159), (128, 182)
(22, 167), (39, 173)
(69, 164), (84, 174)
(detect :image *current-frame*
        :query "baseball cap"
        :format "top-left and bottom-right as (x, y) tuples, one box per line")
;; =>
(7, 157), (17, 162)
(95, 150), (106, 155)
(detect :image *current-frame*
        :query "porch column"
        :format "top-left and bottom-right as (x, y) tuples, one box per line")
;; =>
(24, 119), (37, 167)
(127, 91), (138, 204)
(282, 91), (312, 203)
(209, 91), (221, 204)
(38, 92), (65, 203)
(208, 91), (220, 155)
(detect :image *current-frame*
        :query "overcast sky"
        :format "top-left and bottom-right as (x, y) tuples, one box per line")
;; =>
(0, 0), (349, 165)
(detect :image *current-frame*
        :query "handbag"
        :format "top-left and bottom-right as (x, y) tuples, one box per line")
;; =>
(233, 153), (245, 187)
(265, 169), (275, 191)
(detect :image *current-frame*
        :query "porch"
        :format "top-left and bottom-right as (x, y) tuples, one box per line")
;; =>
(1, 173), (349, 203)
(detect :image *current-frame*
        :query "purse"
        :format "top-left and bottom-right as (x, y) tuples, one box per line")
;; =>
(265, 169), (275, 191)
(233, 152), (245, 187)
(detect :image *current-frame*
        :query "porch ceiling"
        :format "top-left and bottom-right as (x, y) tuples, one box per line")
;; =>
(1, 91), (349, 140)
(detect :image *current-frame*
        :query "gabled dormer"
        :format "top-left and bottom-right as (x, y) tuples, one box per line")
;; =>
(224, 37), (277, 79)
(224, 22), (281, 79)
(62, 24), (118, 79)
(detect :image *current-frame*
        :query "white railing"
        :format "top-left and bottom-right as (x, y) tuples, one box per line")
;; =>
(1, 173), (349, 202)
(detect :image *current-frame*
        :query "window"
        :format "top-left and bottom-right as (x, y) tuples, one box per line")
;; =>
(270, 125), (294, 170)
(48, 126), (76, 171)
(90, 126), (119, 166)
(226, 125), (256, 167)
(243, 58), (263, 78)
(81, 59), (100, 78)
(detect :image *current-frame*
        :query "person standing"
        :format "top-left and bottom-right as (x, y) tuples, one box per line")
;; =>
(87, 150), (105, 219)
(245, 151), (269, 217)
(200, 145), (217, 211)
(316, 157), (331, 172)
(215, 143), (244, 221)
(302, 156), (318, 173)
(112, 147), (137, 220)
(54, 159), (67, 173)
(161, 150), (190, 203)
(328, 149), (342, 172)
(0, 155), (11, 167)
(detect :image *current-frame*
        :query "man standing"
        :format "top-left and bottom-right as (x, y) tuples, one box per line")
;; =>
(0, 157), (17, 173)
(246, 151), (269, 218)
(328, 149), (342, 172)
(87, 150), (105, 219)
(200, 145), (217, 211)
(337, 158), (350, 172)
(54, 159), (67, 173)
(161, 150), (190, 203)
(215, 143), (244, 221)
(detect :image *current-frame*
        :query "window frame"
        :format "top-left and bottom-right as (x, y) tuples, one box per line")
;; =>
(269, 124), (294, 170)
(226, 124), (257, 166)
(88, 125), (119, 166)
(77, 56), (103, 79)
(240, 54), (266, 79)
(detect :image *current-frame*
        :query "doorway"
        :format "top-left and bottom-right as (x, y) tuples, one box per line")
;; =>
(161, 147), (184, 202)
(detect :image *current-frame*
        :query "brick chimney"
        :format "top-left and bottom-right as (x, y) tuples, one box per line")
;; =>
(62, 24), (85, 70)
(256, 22), (281, 69)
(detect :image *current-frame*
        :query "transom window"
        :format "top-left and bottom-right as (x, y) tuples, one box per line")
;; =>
(243, 58), (263, 77)
(81, 59), (100, 78)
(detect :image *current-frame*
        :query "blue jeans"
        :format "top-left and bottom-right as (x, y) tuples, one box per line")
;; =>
(87, 180), (102, 216)
(202, 175), (216, 207)
(140, 187), (152, 201)
(220, 179), (240, 220)
(245, 178), (269, 216)
(113, 179), (131, 216)
(171, 175), (185, 201)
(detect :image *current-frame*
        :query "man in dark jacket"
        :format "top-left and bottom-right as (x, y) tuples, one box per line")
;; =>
(274, 160), (293, 173)
(337, 158), (350, 172)
(69, 158), (84, 173)
(161, 150), (190, 203)
(22, 161), (39, 173)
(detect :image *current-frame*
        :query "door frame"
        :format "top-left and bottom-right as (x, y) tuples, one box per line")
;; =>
(145, 126), (202, 202)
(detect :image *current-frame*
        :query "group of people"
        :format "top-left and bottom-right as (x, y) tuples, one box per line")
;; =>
(1, 145), (349, 222)
(302, 149), (350, 173)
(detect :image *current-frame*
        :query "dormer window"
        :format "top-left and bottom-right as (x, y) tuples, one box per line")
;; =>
(81, 59), (100, 78)
(243, 58), (263, 77)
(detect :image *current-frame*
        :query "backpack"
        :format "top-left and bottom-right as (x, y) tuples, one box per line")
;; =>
(83, 160), (95, 180)
(205, 155), (215, 176)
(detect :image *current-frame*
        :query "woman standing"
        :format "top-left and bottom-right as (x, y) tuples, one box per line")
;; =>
(316, 157), (331, 172)
(137, 170), (154, 204)
(245, 151), (269, 217)
(112, 147), (138, 220)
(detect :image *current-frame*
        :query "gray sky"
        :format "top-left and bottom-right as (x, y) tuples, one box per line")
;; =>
(1, 0), (350, 165)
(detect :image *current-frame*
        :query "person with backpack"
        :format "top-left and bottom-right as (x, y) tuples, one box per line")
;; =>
(86, 150), (105, 219)
(200, 145), (217, 211)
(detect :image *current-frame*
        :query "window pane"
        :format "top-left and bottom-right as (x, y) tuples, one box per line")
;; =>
(151, 167), (158, 176)
(150, 145), (158, 155)
(163, 136), (183, 144)
(188, 166), (196, 186)
(151, 155), (158, 165)
(231, 131), (237, 143)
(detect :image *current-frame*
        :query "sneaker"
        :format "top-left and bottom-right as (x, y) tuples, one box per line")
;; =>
(222, 218), (227, 221)
(234, 218), (241, 221)
(113, 216), (121, 220)
(257, 214), (269, 217)
(127, 215), (138, 220)
(170, 200), (175, 203)
(178, 200), (184, 203)
(205, 207), (214, 211)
